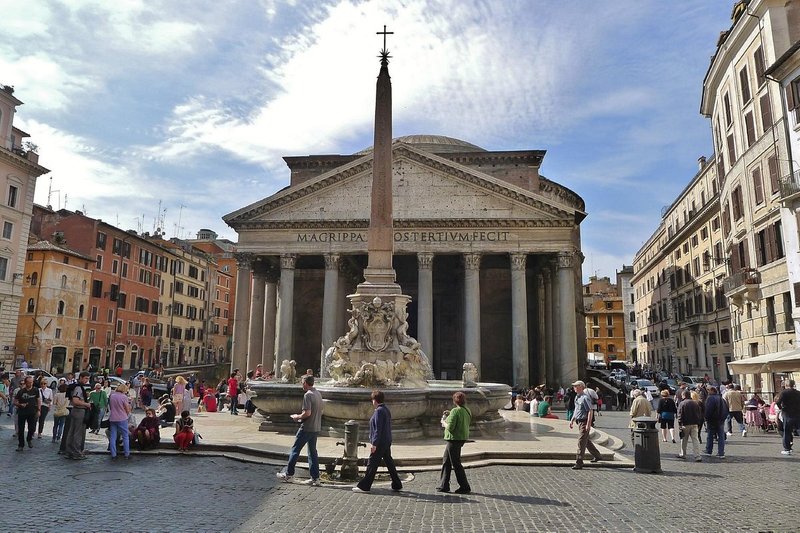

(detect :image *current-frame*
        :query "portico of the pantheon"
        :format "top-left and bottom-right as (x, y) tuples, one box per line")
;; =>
(223, 135), (586, 388)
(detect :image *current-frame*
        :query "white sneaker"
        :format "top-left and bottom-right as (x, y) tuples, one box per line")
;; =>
(276, 472), (293, 482)
(781, 450), (792, 455)
(302, 478), (320, 486)
(742, 429), (747, 437)
(725, 432), (732, 437)
(352, 487), (369, 493)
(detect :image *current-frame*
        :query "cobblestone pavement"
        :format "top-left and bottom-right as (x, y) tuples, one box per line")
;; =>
(1, 410), (797, 532)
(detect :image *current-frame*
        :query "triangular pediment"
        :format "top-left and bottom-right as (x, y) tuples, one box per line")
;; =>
(224, 143), (581, 229)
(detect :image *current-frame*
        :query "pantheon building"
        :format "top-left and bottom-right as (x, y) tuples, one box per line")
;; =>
(224, 135), (586, 388)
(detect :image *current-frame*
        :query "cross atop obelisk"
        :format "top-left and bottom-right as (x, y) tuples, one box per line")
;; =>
(360, 24), (399, 293)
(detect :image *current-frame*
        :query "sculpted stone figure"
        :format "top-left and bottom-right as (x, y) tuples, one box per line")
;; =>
(280, 359), (297, 383)
(462, 362), (478, 387)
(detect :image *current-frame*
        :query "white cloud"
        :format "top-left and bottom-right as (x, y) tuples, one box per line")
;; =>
(0, 52), (98, 111)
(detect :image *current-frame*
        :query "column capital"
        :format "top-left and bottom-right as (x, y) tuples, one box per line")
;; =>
(233, 252), (256, 269)
(463, 252), (481, 271)
(280, 253), (297, 270)
(417, 252), (434, 270)
(324, 253), (341, 270)
(510, 252), (527, 271)
(556, 251), (575, 269)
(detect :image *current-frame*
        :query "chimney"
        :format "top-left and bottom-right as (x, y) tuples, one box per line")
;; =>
(698, 156), (707, 170)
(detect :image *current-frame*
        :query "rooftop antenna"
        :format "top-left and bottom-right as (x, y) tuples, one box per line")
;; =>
(175, 204), (185, 238)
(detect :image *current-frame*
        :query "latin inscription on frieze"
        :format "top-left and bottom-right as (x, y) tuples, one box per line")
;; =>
(296, 230), (511, 243)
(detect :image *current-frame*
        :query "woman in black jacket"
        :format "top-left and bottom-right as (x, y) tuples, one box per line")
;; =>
(656, 389), (678, 443)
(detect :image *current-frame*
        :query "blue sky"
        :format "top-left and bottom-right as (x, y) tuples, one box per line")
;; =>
(0, 1), (734, 280)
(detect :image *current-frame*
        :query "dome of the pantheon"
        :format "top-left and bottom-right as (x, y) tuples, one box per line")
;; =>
(357, 134), (486, 155)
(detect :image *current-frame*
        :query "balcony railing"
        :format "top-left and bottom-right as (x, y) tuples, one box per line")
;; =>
(779, 169), (800, 200)
(723, 267), (760, 294)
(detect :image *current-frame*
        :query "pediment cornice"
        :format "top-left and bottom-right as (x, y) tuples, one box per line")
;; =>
(235, 218), (574, 231)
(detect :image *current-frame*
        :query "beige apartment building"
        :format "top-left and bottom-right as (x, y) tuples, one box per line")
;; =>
(633, 156), (732, 379)
(0, 84), (49, 368)
(701, 0), (799, 391)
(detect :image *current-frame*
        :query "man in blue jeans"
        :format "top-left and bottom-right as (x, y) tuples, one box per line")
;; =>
(703, 386), (729, 458)
(777, 380), (800, 455)
(277, 375), (323, 485)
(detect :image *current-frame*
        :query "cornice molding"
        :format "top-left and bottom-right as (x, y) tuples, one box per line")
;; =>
(235, 218), (574, 231)
(0, 147), (50, 176)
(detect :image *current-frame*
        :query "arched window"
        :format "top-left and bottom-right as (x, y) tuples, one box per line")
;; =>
(30, 272), (38, 286)
(61, 275), (67, 288)
(26, 298), (34, 313)
(78, 304), (85, 319)
(57, 300), (65, 315)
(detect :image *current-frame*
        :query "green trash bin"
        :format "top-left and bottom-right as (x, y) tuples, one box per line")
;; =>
(632, 416), (662, 473)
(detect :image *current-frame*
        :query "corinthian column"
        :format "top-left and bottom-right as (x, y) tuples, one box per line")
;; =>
(544, 265), (555, 386)
(320, 253), (340, 377)
(262, 267), (279, 374)
(417, 252), (434, 365)
(510, 253), (529, 387)
(464, 253), (482, 374)
(556, 251), (579, 385)
(248, 264), (267, 373)
(231, 253), (254, 374)
(537, 272), (546, 385)
(276, 254), (297, 369)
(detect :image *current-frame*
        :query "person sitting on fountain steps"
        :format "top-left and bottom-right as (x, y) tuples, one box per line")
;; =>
(277, 375), (323, 486)
(352, 390), (403, 493)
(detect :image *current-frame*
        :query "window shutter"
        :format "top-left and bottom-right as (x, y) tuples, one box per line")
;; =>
(768, 155), (779, 194)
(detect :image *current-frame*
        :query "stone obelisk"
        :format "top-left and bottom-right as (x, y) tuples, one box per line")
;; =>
(360, 26), (400, 295)
(322, 26), (432, 387)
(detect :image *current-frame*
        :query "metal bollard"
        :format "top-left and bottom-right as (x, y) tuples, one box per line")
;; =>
(335, 420), (366, 480)
(632, 416), (662, 473)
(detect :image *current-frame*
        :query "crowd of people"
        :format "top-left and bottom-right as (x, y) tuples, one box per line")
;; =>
(0, 364), (265, 459)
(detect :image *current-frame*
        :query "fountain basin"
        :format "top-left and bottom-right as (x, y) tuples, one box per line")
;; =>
(249, 379), (511, 439)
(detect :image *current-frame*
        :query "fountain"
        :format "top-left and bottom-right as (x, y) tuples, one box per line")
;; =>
(249, 26), (510, 438)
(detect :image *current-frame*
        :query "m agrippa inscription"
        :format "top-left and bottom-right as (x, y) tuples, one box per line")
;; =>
(296, 230), (511, 243)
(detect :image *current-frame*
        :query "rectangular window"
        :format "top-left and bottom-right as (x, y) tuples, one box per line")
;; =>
(766, 296), (776, 333)
(96, 255), (103, 270)
(709, 331), (717, 345)
(122, 262), (128, 278)
(774, 221), (785, 259)
(112, 259), (118, 274)
(116, 319), (123, 334)
(91, 306), (98, 321)
(55, 328), (61, 339)
(88, 330), (96, 345)
(756, 229), (768, 266)
(108, 309), (114, 323)
(732, 186), (744, 221)
(754, 46), (766, 86)
(2, 221), (12, 239)
(726, 133), (736, 166)
(744, 112), (755, 147)
(606, 315), (613, 326)
(701, 227), (708, 240)
(783, 292), (794, 332)
(760, 93), (772, 133)
(96, 232), (106, 250)
(768, 155), (779, 194)
(7, 185), (18, 208)
(724, 92), (733, 126)
(752, 167), (764, 204)
(0, 256), (7, 280)
(92, 279), (103, 298)
(720, 328), (730, 343)
(77, 330), (82, 341)
(739, 65), (751, 102)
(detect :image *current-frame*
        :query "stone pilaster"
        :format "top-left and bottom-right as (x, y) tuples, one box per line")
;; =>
(231, 253), (254, 374)
(536, 272), (546, 385)
(276, 254), (297, 369)
(464, 252), (482, 375)
(417, 252), (434, 368)
(510, 252), (529, 387)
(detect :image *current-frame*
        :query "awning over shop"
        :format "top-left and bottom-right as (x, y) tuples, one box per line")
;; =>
(727, 348), (800, 374)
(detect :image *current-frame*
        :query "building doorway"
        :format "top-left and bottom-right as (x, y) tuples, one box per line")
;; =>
(50, 346), (67, 375)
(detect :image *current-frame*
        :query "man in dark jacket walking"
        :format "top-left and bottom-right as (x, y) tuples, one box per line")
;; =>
(703, 387), (728, 458)
(676, 390), (703, 461)
(777, 380), (800, 455)
(353, 390), (403, 493)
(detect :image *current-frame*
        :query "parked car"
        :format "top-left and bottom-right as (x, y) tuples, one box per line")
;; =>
(682, 376), (705, 390)
(107, 376), (128, 390)
(629, 378), (659, 398)
(14, 368), (58, 388)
